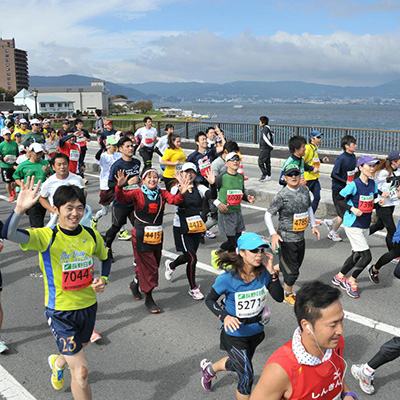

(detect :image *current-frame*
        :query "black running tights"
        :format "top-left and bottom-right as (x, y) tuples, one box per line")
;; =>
(340, 250), (372, 278)
(170, 249), (198, 289)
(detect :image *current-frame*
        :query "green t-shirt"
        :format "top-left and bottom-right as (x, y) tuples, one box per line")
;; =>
(13, 159), (50, 184)
(216, 172), (245, 214)
(21, 132), (46, 145)
(0, 140), (19, 169)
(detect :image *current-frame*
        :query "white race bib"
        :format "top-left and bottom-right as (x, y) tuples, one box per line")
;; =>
(235, 286), (268, 318)
(5, 155), (16, 164)
(70, 149), (80, 161)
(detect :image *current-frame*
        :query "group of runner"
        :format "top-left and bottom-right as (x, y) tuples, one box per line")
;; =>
(0, 114), (399, 399)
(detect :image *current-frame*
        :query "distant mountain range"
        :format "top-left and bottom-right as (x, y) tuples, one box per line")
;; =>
(29, 74), (400, 101)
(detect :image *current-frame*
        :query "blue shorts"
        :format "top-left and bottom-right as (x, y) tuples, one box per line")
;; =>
(44, 303), (97, 355)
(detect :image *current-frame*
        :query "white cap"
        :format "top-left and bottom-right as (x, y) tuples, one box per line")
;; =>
(30, 118), (40, 125)
(29, 143), (44, 153)
(181, 162), (197, 173)
(225, 152), (240, 162)
(19, 144), (25, 152)
(19, 118), (28, 124)
(1, 128), (11, 136)
(43, 118), (51, 123)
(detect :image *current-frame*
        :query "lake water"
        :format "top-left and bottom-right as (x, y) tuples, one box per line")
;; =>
(155, 102), (400, 131)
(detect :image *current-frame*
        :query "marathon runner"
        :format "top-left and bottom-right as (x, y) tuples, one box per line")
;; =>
(201, 232), (283, 399)
(332, 155), (381, 299)
(264, 164), (320, 306)
(156, 124), (174, 171)
(251, 281), (357, 400)
(324, 135), (357, 241)
(0, 128), (18, 202)
(134, 117), (163, 167)
(1, 179), (111, 400)
(59, 132), (81, 175)
(165, 162), (216, 300)
(104, 136), (141, 261)
(211, 152), (255, 262)
(114, 167), (188, 313)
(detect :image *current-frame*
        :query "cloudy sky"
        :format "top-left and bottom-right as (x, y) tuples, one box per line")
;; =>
(3, 0), (400, 86)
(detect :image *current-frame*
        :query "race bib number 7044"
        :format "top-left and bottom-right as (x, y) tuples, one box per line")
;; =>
(62, 258), (93, 291)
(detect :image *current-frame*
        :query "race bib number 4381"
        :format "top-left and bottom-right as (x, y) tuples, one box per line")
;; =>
(62, 258), (93, 291)
(234, 287), (267, 318)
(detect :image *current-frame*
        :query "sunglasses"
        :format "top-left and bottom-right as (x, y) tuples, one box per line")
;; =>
(287, 171), (300, 177)
(228, 156), (241, 162)
(32, 123), (40, 126)
(248, 247), (266, 254)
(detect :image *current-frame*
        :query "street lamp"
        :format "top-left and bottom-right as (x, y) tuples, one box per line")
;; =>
(31, 88), (38, 116)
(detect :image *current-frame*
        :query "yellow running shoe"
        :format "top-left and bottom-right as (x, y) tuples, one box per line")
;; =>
(118, 230), (132, 241)
(91, 219), (98, 230)
(48, 354), (65, 390)
(211, 249), (221, 269)
(284, 292), (296, 306)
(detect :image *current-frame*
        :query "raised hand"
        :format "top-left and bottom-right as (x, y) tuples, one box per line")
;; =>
(204, 169), (216, 185)
(115, 170), (129, 187)
(15, 176), (42, 215)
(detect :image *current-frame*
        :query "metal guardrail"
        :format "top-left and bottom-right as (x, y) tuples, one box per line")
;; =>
(81, 119), (400, 154)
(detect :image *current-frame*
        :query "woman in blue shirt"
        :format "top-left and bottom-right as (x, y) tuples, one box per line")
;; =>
(201, 232), (283, 399)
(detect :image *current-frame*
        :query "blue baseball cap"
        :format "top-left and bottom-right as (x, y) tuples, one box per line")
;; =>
(357, 155), (379, 168)
(237, 232), (269, 251)
(310, 129), (323, 138)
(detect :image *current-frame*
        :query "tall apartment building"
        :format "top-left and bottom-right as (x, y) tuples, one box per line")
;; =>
(0, 38), (29, 92)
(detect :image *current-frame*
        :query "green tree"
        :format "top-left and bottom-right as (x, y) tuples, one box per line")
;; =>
(131, 100), (153, 113)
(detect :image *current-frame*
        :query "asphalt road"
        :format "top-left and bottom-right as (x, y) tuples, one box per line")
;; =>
(0, 150), (399, 400)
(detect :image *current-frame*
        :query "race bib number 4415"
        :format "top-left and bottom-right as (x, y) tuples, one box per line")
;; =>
(234, 286), (268, 318)
(143, 226), (163, 245)
(62, 258), (93, 291)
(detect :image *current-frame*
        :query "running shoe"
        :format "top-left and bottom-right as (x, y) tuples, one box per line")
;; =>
(0, 340), (9, 353)
(11, 188), (16, 198)
(211, 249), (221, 269)
(8, 195), (15, 202)
(284, 292), (296, 306)
(165, 259), (174, 281)
(91, 219), (98, 230)
(118, 230), (131, 240)
(188, 286), (205, 300)
(48, 354), (65, 390)
(351, 364), (375, 394)
(368, 265), (379, 284)
(205, 230), (216, 239)
(345, 278), (359, 299)
(391, 257), (400, 264)
(129, 278), (143, 300)
(244, 176), (249, 181)
(90, 330), (102, 343)
(264, 175), (271, 181)
(200, 359), (216, 391)
(314, 219), (322, 226)
(323, 219), (334, 231)
(327, 231), (343, 242)
(332, 273), (347, 290)
(259, 175), (267, 182)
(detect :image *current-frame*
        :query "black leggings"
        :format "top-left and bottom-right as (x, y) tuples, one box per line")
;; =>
(170, 249), (198, 289)
(375, 241), (400, 270)
(369, 336), (400, 370)
(220, 234), (241, 253)
(370, 205), (396, 251)
(105, 206), (135, 248)
(340, 250), (372, 279)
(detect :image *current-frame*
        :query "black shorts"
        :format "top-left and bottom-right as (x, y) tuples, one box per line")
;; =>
(1, 168), (14, 183)
(279, 240), (306, 287)
(99, 189), (114, 206)
(44, 302), (97, 355)
(173, 226), (202, 253)
(332, 190), (346, 219)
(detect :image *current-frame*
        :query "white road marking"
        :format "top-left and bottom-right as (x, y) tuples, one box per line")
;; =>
(162, 248), (400, 337)
(0, 363), (37, 399)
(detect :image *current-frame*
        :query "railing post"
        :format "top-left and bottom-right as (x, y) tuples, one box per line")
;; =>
(295, 126), (299, 136)
(133, 121), (136, 132)
(253, 124), (258, 144)
(157, 121), (161, 137)
(185, 122), (189, 139)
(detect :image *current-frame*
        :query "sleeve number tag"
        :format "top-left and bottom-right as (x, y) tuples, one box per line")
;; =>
(143, 226), (163, 245)
(346, 170), (356, 184)
(123, 184), (139, 190)
(186, 215), (207, 233)
(234, 287), (268, 318)
(62, 258), (93, 291)
(312, 158), (320, 169)
(293, 212), (309, 232)
(227, 190), (243, 206)
(69, 149), (80, 161)
(358, 195), (374, 213)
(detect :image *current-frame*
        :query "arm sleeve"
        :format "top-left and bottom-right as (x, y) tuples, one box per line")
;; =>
(59, 134), (74, 146)
(1, 212), (29, 243)
(264, 211), (277, 235)
(94, 231), (112, 277)
(304, 161), (314, 172)
(205, 288), (229, 321)
(267, 278), (284, 302)
(95, 148), (104, 161)
(308, 206), (317, 228)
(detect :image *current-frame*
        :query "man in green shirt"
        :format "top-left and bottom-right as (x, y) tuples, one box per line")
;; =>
(13, 143), (50, 227)
(0, 129), (18, 202)
(21, 118), (46, 146)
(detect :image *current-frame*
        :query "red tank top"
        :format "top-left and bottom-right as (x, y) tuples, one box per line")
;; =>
(266, 336), (345, 400)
